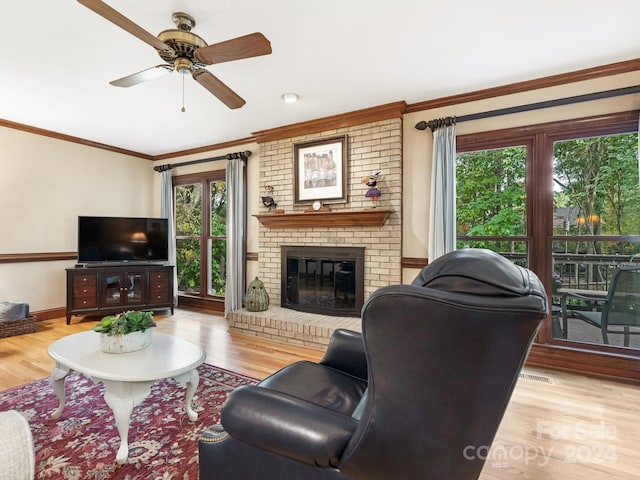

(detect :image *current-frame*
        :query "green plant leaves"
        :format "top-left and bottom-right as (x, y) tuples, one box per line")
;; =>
(92, 310), (155, 336)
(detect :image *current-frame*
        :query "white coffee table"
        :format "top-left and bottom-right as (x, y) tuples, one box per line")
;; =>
(48, 330), (206, 464)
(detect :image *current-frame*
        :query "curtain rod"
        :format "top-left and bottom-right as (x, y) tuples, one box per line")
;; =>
(414, 85), (640, 131)
(153, 150), (252, 172)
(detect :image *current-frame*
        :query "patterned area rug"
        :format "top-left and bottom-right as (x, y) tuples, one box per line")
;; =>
(0, 364), (256, 479)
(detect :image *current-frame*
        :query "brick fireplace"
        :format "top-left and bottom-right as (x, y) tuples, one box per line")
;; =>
(228, 116), (403, 349)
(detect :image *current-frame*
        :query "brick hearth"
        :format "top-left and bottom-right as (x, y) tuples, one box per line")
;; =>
(228, 306), (361, 350)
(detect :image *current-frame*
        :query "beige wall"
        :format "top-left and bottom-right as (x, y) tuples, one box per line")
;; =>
(3, 69), (640, 311)
(0, 127), (156, 310)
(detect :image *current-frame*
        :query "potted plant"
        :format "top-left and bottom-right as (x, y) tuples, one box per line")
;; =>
(93, 310), (156, 353)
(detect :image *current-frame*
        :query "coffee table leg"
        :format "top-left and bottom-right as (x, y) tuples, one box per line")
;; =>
(102, 380), (153, 465)
(49, 362), (71, 419)
(173, 368), (200, 422)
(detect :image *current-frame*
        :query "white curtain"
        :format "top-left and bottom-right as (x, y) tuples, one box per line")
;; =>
(160, 170), (178, 305)
(428, 123), (457, 261)
(225, 158), (246, 317)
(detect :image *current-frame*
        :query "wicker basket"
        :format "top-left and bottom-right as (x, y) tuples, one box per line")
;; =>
(0, 315), (37, 338)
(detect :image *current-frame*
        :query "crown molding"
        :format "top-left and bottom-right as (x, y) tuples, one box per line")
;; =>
(0, 118), (153, 160)
(405, 58), (640, 114)
(152, 137), (256, 161)
(0, 118), (257, 161)
(252, 101), (408, 144)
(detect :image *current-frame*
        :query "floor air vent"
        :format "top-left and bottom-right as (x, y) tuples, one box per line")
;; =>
(519, 372), (554, 384)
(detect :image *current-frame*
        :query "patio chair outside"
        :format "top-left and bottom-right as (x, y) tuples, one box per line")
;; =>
(573, 265), (640, 347)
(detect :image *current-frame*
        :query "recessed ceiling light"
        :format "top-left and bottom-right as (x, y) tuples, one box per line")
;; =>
(281, 93), (299, 104)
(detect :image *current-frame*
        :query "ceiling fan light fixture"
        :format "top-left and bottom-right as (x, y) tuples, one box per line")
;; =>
(282, 93), (298, 104)
(174, 57), (193, 75)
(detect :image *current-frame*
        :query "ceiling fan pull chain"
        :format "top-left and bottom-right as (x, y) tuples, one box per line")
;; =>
(181, 74), (186, 113)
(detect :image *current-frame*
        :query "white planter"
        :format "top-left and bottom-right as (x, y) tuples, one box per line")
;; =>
(100, 329), (152, 354)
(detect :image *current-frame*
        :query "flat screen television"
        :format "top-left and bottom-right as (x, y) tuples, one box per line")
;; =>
(77, 216), (169, 265)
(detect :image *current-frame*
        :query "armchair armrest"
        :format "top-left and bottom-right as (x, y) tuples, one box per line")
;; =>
(221, 385), (358, 468)
(319, 329), (367, 380)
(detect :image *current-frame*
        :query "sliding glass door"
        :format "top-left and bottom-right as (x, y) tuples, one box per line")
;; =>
(457, 111), (640, 357)
(550, 130), (640, 348)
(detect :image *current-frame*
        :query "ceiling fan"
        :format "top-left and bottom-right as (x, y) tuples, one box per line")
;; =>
(77, 0), (272, 109)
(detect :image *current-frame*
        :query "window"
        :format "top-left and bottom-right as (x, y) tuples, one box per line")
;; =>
(456, 144), (529, 266)
(550, 129), (640, 350)
(457, 111), (640, 356)
(173, 170), (227, 299)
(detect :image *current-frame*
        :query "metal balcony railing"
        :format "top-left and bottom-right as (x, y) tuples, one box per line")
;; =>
(553, 254), (640, 292)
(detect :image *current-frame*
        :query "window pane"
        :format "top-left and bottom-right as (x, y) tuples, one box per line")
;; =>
(455, 241), (528, 268)
(176, 238), (201, 294)
(553, 133), (640, 238)
(210, 181), (227, 236)
(174, 173), (228, 300)
(209, 180), (226, 297)
(209, 238), (226, 296)
(456, 146), (527, 236)
(175, 184), (202, 236)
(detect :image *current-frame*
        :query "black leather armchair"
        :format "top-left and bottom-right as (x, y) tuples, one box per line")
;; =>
(199, 248), (548, 479)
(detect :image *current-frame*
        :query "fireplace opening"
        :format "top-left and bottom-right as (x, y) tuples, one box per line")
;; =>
(281, 246), (365, 317)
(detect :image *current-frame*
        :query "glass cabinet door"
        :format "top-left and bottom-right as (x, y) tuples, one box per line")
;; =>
(101, 272), (146, 307)
(125, 273), (144, 305)
(102, 274), (123, 306)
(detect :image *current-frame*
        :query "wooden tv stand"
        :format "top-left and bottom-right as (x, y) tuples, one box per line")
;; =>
(66, 264), (174, 324)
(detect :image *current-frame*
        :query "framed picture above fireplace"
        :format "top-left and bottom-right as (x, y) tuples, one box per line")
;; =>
(294, 135), (347, 205)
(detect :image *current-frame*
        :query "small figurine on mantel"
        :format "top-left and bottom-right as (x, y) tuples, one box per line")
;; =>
(261, 185), (277, 212)
(362, 172), (381, 207)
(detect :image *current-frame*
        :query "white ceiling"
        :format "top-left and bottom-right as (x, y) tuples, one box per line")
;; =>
(2, 0), (639, 156)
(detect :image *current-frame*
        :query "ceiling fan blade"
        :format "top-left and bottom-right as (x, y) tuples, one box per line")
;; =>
(110, 65), (173, 87)
(77, 0), (175, 55)
(194, 32), (272, 65)
(192, 69), (246, 109)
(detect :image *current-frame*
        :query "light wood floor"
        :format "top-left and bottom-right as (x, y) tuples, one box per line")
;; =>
(0, 308), (323, 389)
(1, 308), (639, 479)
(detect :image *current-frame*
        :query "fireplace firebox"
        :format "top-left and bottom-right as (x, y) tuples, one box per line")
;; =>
(281, 246), (365, 317)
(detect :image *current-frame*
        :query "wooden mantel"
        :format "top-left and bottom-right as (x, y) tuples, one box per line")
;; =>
(253, 209), (391, 228)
